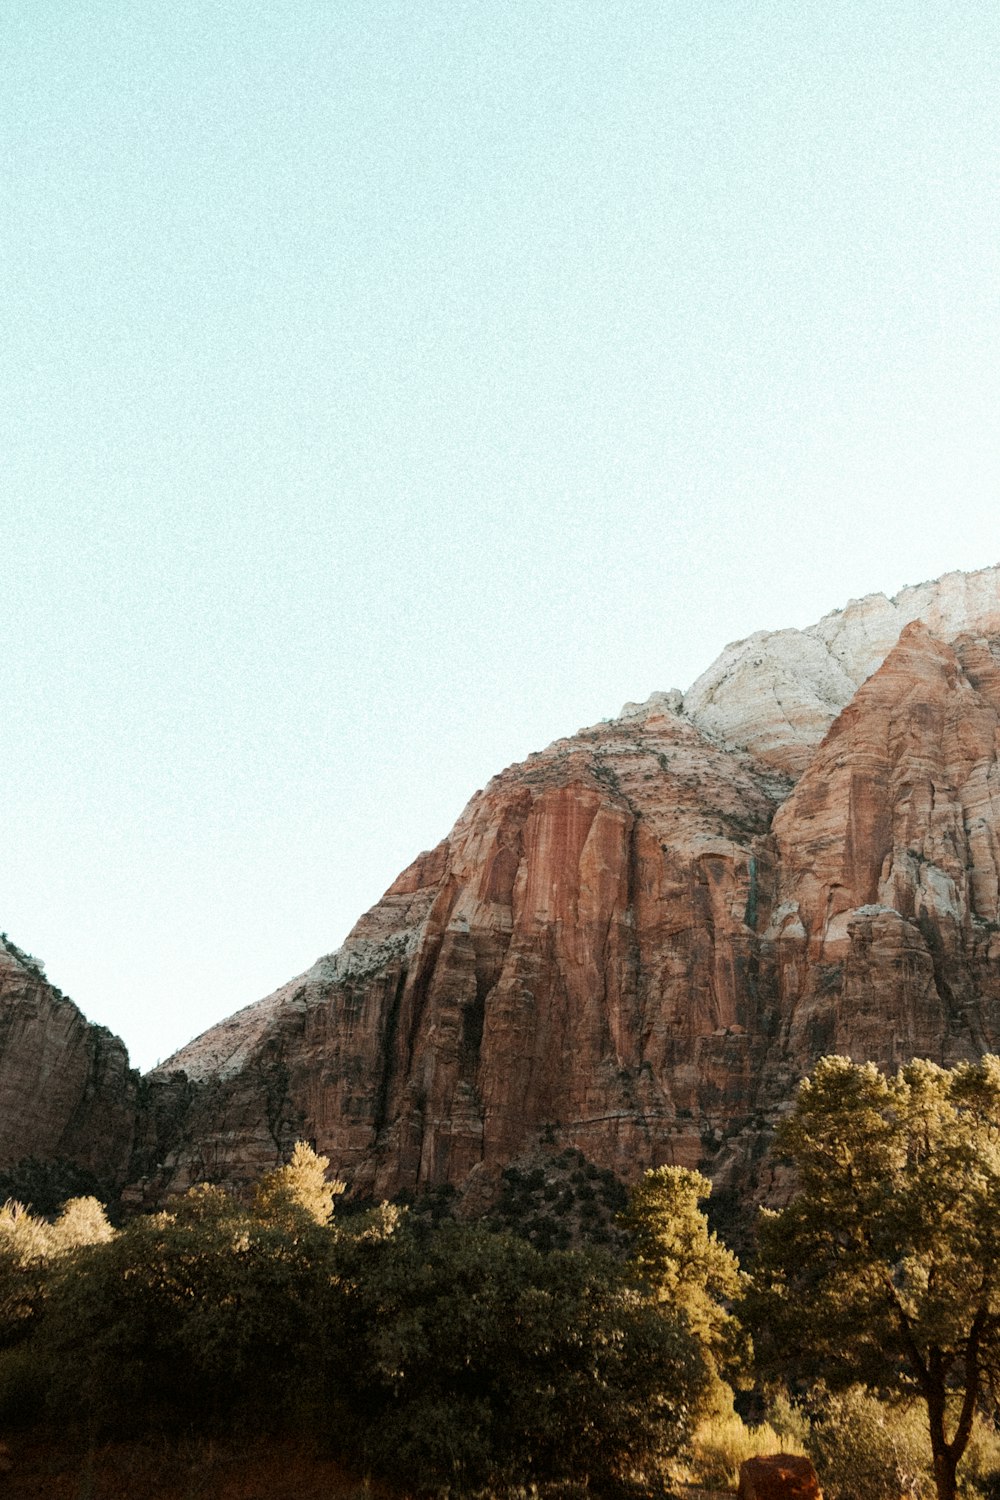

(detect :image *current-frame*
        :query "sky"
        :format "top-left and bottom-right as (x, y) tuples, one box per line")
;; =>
(4, 2), (1000, 1072)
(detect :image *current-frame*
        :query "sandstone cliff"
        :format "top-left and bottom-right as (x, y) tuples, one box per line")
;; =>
(682, 562), (1000, 774)
(141, 565), (1000, 1211)
(146, 705), (780, 1204)
(0, 936), (139, 1195)
(762, 622), (1000, 1072)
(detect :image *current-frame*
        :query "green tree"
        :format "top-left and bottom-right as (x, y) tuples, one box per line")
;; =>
(329, 1216), (711, 1492)
(747, 1055), (1000, 1500)
(0, 1200), (52, 1349)
(0, 1195), (112, 1349)
(36, 1183), (338, 1437)
(621, 1165), (748, 1390)
(803, 1384), (933, 1500)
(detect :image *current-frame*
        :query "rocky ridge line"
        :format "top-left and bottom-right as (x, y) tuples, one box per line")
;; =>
(676, 562), (1000, 773)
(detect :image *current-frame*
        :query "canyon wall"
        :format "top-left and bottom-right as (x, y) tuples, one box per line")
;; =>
(145, 703), (779, 1205)
(682, 563), (1000, 773)
(139, 566), (1000, 1210)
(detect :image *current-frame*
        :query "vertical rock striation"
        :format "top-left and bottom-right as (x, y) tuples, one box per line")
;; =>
(762, 623), (1000, 1076)
(147, 704), (780, 1204)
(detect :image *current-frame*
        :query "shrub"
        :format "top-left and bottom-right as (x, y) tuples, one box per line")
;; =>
(0, 1160), (716, 1494)
(805, 1386), (932, 1500)
(0, 1196), (112, 1351)
(959, 1418), (1000, 1500)
(34, 1186), (338, 1438)
(686, 1411), (804, 1489)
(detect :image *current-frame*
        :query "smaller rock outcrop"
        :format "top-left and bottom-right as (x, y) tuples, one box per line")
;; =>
(0, 935), (139, 1195)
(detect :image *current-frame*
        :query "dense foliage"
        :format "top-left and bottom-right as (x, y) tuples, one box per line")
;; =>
(621, 1165), (747, 1394)
(0, 1148), (713, 1495)
(6, 1054), (1000, 1498)
(747, 1055), (1000, 1500)
(328, 1216), (708, 1491)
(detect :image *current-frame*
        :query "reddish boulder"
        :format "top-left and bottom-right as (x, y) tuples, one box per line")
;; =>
(737, 1453), (821, 1500)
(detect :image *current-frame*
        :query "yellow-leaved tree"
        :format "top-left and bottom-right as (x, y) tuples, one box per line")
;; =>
(253, 1141), (345, 1229)
(620, 1165), (748, 1397)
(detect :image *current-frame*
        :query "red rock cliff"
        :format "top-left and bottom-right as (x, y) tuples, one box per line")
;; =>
(144, 612), (1000, 1209)
(9, 568), (1000, 1215)
(147, 704), (779, 1203)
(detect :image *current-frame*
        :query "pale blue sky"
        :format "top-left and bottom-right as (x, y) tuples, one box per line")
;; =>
(4, 3), (999, 1069)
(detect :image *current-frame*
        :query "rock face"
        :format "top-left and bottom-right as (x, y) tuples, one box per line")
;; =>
(0, 936), (139, 1192)
(141, 566), (1000, 1211)
(684, 563), (1000, 774)
(147, 705), (781, 1203)
(763, 622), (1000, 1073)
(9, 563), (1000, 1215)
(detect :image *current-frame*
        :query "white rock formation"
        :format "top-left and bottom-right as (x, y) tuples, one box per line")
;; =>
(683, 563), (1000, 773)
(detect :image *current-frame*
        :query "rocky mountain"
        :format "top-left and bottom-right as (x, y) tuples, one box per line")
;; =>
(683, 562), (1000, 773)
(132, 564), (1000, 1211)
(5, 562), (1000, 1216)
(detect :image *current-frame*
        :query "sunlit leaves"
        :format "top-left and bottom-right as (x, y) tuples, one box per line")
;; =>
(621, 1165), (748, 1387)
(748, 1054), (1000, 1500)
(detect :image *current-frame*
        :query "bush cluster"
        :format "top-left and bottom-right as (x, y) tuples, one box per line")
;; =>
(9, 1051), (1000, 1500)
(489, 1147), (629, 1252)
(0, 1151), (711, 1495)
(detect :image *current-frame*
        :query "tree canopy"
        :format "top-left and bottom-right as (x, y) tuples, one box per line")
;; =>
(0, 1144), (714, 1493)
(747, 1054), (1000, 1500)
(253, 1141), (345, 1229)
(621, 1164), (748, 1394)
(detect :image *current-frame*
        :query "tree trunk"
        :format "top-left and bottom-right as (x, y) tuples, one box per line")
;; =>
(927, 1370), (959, 1500)
(932, 1447), (958, 1500)
(924, 1336), (981, 1500)
(923, 1374), (959, 1500)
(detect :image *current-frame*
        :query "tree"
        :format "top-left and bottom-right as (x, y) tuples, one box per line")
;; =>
(747, 1055), (1000, 1500)
(48, 1197), (113, 1252)
(802, 1385), (933, 1500)
(328, 1217), (711, 1492)
(0, 1200), (52, 1348)
(621, 1165), (748, 1391)
(253, 1141), (345, 1230)
(36, 1183), (338, 1437)
(0, 1196), (112, 1349)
